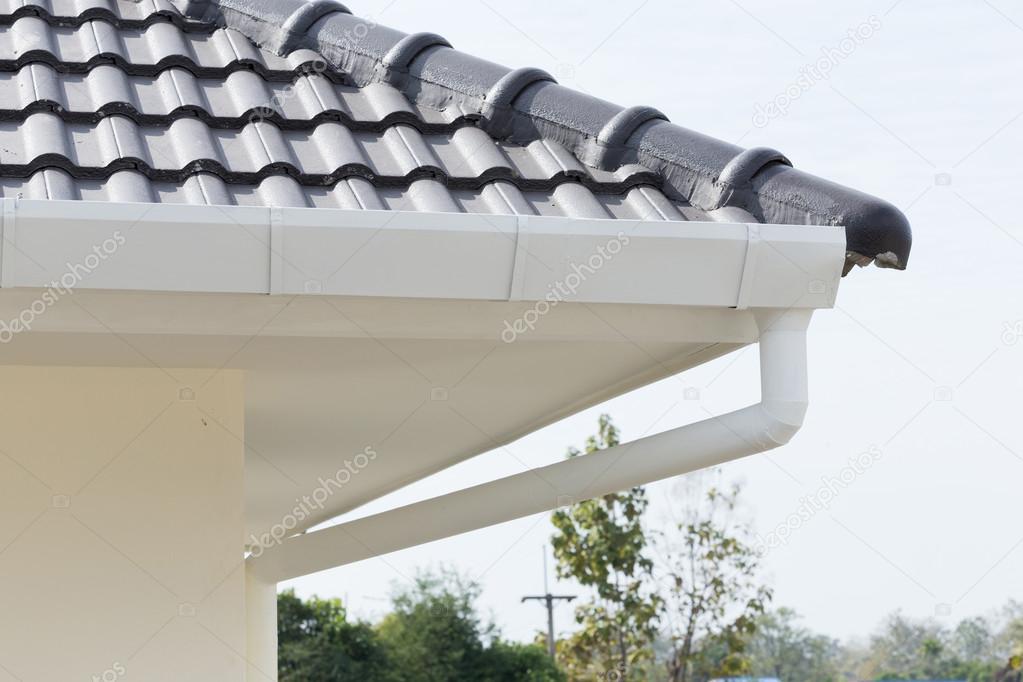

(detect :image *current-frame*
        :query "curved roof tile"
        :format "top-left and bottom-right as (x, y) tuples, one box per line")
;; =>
(0, 0), (912, 271)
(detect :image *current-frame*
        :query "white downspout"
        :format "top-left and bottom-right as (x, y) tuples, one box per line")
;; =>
(248, 307), (812, 583)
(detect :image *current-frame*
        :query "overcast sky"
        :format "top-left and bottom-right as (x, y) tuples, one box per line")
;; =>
(288, 0), (1023, 644)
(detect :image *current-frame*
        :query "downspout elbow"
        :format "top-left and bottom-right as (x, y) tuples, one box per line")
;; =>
(752, 308), (813, 448)
(757, 399), (808, 448)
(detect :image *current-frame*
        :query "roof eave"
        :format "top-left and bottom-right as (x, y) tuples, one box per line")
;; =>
(175, 0), (912, 272)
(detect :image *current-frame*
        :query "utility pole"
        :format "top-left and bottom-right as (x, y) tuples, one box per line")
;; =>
(522, 546), (575, 659)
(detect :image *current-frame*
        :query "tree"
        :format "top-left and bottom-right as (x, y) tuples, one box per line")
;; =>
(952, 616), (996, 663)
(550, 415), (661, 680)
(377, 569), (488, 681)
(842, 610), (1005, 682)
(659, 481), (772, 682)
(277, 590), (394, 682)
(279, 574), (563, 682)
(549, 419), (775, 681)
(852, 611), (953, 680)
(996, 603), (1023, 682)
(739, 605), (1023, 682)
(486, 640), (571, 682)
(997, 601), (1023, 660)
(745, 608), (842, 682)
(377, 568), (564, 682)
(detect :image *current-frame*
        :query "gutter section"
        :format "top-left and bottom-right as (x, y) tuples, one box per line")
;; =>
(0, 199), (845, 310)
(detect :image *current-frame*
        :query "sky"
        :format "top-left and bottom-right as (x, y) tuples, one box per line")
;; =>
(288, 0), (1023, 644)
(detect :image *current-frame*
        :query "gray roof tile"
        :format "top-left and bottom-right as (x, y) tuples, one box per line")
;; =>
(0, 0), (912, 270)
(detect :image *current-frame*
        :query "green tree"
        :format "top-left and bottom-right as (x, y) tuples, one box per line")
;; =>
(745, 608), (841, 682)
(843, 610), (1004, 682)
(852, 611), (941, 679)
(996, 603), (1023, 682)
(378, 568), (564, 682)
(486, 640), (570, 682)
(997, 601), (1023, 659)
(277, 590), (394, 682)
(658, 481), (771, 682)
(999, 648), (1023, 682)
(550, 415), (661, 680)
(279, 576), (563, 682)
(377, 569), (488, 681)
(952, 616), (996, 663)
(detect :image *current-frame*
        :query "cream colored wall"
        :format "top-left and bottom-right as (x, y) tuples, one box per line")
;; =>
(0, 367), (252, 682)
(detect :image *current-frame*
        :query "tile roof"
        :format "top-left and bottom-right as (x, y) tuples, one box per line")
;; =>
(0, 0), (912, 271)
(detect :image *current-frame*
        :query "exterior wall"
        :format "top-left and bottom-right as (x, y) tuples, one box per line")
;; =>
(0, 367), (251, 682)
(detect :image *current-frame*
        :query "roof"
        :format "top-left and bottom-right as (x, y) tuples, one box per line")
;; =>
(0, 0), (912, 271)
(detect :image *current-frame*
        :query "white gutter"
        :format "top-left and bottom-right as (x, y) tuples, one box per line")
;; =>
(0, 199), (843, 310)
(248, 307), (812, 583)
